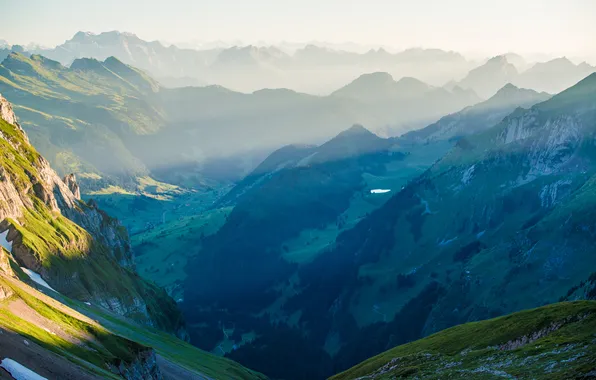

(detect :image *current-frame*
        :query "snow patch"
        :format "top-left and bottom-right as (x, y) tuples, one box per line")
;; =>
(0, 230), (12, 252)
(20, 268), (57, 292)
(370, 189), (391, 194)
(1, 358), (48, 380)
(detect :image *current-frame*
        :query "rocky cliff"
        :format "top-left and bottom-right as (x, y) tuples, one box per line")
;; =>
(0, 93), (185, 336)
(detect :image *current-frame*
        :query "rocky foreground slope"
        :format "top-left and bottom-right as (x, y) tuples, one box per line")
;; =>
(331, 301), (596, 379)
(0, 93), (266, 379)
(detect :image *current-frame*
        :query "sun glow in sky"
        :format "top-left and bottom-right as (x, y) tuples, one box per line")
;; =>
(3, 0), (595, 59)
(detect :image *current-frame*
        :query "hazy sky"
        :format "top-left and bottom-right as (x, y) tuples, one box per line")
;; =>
(3, 0), (596, 58)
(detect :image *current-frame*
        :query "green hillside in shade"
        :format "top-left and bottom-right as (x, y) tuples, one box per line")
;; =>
(178, 73), (596, 379)
(331, 301), (596, 379)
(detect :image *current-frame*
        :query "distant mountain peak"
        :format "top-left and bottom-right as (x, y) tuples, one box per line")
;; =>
(481, 83), (549, 108)
(70, 57), (104, 71)
(341, 124), (374, 137)
(71, 31), (95, 41)
(496, 82), (519, 92)
(395, 76), (428, 87)
(486, 55), (510, 65)
(359, 71), (394, 81)
(314, 124), (386, 162)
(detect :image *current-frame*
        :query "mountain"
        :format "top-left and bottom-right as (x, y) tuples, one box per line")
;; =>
(0, 94), (266, 379)
(458, 55), (519, 98)
(330, 72), (480, 135)
(401, 83), (551, 142)
(503, 52), (530, 71)
(332, 301), (596, 379)
(458, 55), (596, 99)
(516, 57), (596, 93)
(0, 52), (162, 190)
(212, 45), (291, 67)
(331, 73), (433, 102)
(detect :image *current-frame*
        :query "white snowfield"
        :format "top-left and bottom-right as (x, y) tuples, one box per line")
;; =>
(1, 358), (48, 380)
(19, 268), (57, 293)
(370, 189), (391, 194)
(0, 230), (12, 252)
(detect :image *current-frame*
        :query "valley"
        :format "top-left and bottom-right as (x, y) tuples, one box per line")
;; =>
(2, 8), (596, 378)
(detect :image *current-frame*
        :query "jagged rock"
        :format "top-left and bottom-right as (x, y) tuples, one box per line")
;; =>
(62, 173), (81, 200)
(109, 348), (163, 380)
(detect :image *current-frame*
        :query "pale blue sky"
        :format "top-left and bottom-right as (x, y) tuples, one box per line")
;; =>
(2, 0), (595, 58)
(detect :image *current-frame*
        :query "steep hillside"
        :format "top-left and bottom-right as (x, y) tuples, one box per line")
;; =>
(401, 84), (551, 143)
(0, 93), (267, 379)
(331, 301), (596, 379)
(0, 52), (161, 190)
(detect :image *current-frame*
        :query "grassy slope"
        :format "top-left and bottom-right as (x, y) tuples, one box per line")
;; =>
(0, 270), (142, 379)
(0, 264), (267, 380)
(331, 301), (596, 379)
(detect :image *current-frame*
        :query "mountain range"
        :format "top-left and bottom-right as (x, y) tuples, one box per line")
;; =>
(0, 31), (477, 94)
(0, 52), (479, 193)
(457, 55), (595, 97)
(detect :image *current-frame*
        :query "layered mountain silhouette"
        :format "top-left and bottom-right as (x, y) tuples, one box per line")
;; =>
(402, 83), (551, 142)
(457, 55), (595, 97)
(10, 31), (475, 93)
(0, 52), (478, 191)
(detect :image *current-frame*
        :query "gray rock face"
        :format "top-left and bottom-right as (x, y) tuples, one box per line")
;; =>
(0, 93), (29, 143)
(110, 348), (164, 380)
(0, 93), (18, 126)
(62, 173), (81, 200)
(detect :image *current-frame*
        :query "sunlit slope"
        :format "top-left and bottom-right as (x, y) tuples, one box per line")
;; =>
(0, 253), (267, 379)
(331, 301), (596, 379)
